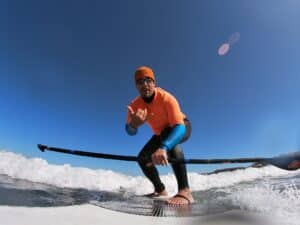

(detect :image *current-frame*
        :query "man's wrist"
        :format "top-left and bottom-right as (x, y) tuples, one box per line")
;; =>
(159, 144), (169, 151)
(129, 122), (138, 129)
(125, 123), (137, 135)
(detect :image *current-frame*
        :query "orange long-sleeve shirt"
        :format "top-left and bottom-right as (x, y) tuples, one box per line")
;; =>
(127, 87), (186, 135)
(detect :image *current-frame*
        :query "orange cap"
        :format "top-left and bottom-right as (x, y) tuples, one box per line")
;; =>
(134, 66), (155, 82)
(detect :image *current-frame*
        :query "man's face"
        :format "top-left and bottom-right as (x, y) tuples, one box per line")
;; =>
(135, 77), (156, 98)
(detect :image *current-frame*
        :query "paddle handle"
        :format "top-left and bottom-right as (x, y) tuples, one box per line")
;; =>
(38, 144), (265, 164)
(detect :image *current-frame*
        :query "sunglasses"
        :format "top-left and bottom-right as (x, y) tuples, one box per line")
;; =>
(136, 77), (154, 85)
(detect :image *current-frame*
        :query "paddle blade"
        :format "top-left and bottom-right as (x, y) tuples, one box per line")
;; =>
(267, 151), (300, 171)
(37, 144), (47, 152)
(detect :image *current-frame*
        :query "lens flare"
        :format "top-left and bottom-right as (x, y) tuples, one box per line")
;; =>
(228, 32), (240, 45)
(218, 43), (230, 56)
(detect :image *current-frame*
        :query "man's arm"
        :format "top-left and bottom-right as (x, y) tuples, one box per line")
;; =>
(162, 93), (186, 150)
(151, 91), (187, 165)
(160, 124), (186, 150)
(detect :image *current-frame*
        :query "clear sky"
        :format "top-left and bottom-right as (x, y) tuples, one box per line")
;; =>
(1, 1), (300, 175)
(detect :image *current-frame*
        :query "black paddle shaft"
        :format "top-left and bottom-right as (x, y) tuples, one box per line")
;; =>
(37, 144), (300, 171)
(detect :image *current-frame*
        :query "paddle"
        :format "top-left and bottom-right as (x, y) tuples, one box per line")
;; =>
(37, 144), (300, 171)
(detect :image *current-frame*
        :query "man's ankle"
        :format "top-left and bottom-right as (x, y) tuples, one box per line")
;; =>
(157, 189), (168, 196)
(178, 188), (192, 194)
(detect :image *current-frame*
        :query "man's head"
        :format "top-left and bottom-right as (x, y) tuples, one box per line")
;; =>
(134, 66), (156, 98)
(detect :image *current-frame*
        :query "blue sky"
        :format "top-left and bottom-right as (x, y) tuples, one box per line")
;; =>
(0, 1), (300, 175)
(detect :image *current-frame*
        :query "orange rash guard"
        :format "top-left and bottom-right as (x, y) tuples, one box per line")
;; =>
(127, 87), (186, 135)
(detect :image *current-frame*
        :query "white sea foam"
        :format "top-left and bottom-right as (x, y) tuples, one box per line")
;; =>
(1, 150), (299, 196)
(231, 182), (300, 225)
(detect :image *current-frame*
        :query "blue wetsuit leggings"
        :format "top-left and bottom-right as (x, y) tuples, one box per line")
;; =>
(138, 119), (191, 193)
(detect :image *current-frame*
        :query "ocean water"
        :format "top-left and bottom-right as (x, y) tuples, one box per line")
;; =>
(0, 151), (300, 224)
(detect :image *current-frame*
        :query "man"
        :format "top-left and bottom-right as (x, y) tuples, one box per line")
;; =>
(125, 66), (194, 205)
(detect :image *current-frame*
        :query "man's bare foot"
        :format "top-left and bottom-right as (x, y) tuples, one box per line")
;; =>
(144, 189), (168, 198)
(166, 189), (194, 205)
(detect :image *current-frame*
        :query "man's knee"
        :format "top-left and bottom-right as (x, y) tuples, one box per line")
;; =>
(138, 148), (154, 166)
(168, 145), (184, 159)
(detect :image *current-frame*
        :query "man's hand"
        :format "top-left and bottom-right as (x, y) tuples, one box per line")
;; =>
(127, 106), (151, 128)
(151, 148), (169, 166)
